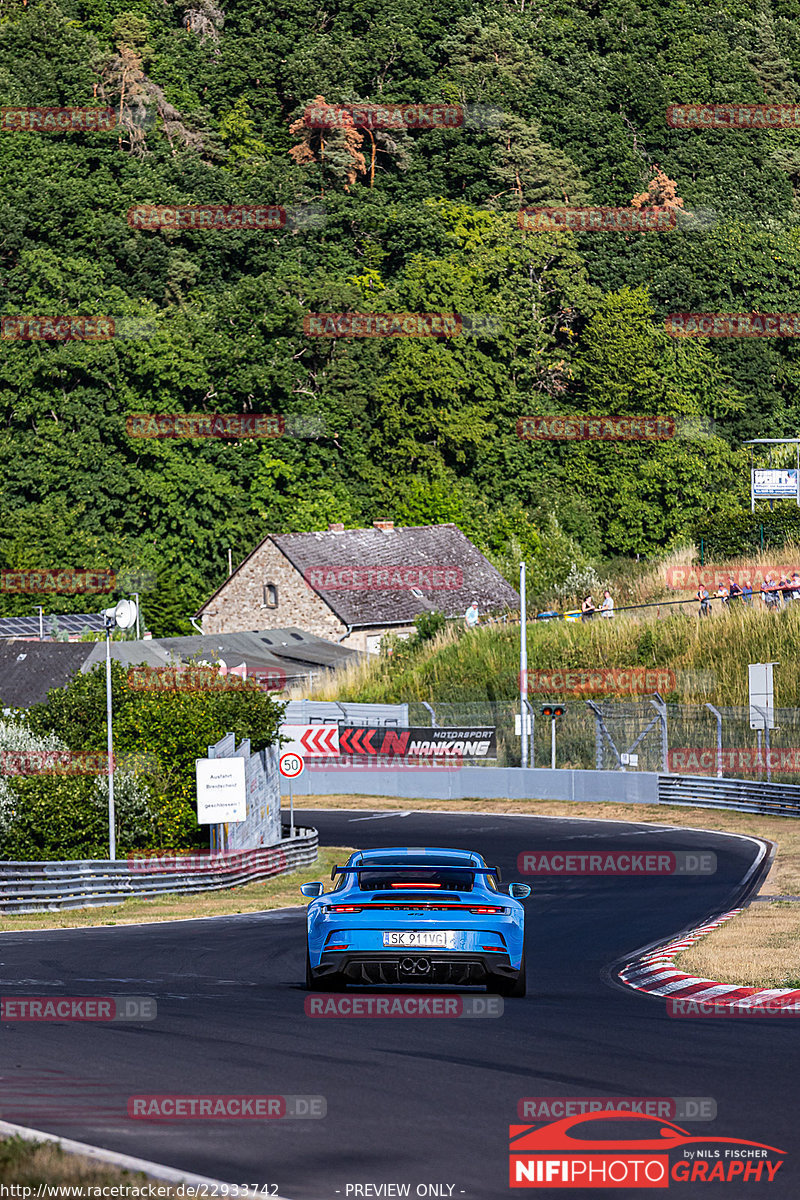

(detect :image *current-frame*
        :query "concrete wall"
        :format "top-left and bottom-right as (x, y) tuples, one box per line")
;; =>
(281, 765), (660, 804)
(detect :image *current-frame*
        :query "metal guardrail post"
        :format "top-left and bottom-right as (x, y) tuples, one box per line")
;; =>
(650, 693), (668, 773)
(705, 703), (723, 778)
(522, 697), (535, 768)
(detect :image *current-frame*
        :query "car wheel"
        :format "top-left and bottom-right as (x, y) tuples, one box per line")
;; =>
(306, 948), (326, 990)
(491, 949), (526, 998)
(306, 949), (347, 991)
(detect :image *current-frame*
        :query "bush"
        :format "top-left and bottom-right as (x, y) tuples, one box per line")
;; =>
(1, 664), (286, 858)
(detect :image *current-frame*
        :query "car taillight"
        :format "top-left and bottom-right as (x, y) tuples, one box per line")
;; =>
(390, 882), (442, 888)
(481, 944), (505, 951)
(327, 905), (362, 913)
(469, 905), (506, 914)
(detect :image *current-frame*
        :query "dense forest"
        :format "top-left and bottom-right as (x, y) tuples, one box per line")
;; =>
(2, 0), (799, 632)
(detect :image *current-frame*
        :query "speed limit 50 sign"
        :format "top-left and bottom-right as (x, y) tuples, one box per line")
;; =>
(279, 751), (305, 779)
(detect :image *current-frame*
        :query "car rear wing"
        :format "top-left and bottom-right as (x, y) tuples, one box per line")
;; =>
(330, 863), (503, 882)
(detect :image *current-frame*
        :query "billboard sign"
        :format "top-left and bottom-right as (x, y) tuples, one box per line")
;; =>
(753, 469), (798, 499)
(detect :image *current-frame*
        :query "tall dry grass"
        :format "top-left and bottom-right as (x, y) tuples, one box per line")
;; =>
(308, 593), (800, 707)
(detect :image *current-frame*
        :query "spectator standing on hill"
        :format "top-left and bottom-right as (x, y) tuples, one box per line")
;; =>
(697, 585), (711, 617)
(728, 576), (741, 604)
(780, 575), (793, 606)
(792, 573), (800, 602)
(464, 601), (479, 629)
(716, 581), (729, 608)
(742, 579), (753, 605)
(600, 590), (614, 618)
(581, 594), (596, 622)
(762, 575), (780, 609)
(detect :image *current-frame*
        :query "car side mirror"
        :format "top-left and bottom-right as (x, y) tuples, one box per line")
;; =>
(300, 882), (324, 898)
(508, 883), (531, 899)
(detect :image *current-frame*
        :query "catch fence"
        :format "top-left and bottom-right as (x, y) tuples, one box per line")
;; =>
(402, 699), (800, 784)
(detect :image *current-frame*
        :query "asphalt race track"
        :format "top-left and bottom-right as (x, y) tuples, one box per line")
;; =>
(1, 807), (795, 1198)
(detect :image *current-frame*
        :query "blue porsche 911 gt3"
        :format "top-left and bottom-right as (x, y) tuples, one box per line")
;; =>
(300, 846), (531, 995)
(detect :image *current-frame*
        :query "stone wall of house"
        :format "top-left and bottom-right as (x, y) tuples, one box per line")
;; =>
(199, 539), (347, 639)
(341, 626), (416, 653)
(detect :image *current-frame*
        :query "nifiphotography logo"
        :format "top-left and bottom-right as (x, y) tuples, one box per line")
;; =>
(509, 1111), (785, 1187)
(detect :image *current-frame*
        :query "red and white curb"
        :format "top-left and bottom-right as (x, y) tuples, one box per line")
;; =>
(619, 907), (800, 1010)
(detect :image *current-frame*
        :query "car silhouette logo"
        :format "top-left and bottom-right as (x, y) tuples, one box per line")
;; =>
(510, 1110), (784, 1154)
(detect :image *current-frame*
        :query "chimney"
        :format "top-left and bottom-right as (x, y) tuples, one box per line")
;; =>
(373, 520), (394, 532)
(328, 523), (345, 532)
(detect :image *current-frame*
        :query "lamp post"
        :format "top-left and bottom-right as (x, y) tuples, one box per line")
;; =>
(520, 562), (527, 768)
(102, 599), (138, 860)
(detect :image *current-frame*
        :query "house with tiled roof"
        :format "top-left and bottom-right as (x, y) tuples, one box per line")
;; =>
(195, 522), (519, 652)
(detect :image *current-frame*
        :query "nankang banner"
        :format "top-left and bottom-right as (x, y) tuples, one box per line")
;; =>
(337, 726), (496, 758)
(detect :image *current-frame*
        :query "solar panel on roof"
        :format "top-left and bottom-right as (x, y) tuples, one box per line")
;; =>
(0, 612), (106, 638)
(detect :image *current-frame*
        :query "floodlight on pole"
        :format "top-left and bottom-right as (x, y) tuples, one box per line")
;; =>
(102, 598), (138, 860)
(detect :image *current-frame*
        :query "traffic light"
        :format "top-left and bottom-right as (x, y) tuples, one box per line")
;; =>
(541, 704), (566, 718)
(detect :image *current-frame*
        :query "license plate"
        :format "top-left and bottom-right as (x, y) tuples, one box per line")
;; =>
(382, 930), (456, 948)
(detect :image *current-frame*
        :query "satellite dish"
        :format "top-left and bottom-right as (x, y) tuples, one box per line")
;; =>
(113, 599), (138, 630)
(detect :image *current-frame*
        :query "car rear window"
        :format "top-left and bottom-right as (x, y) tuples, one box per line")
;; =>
(357, 858), (477, 892)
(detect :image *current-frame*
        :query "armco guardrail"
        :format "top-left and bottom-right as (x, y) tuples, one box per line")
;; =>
(284, 763), (800, 816)
(658, 775), (800, 817)
(0, 827), (318, 914)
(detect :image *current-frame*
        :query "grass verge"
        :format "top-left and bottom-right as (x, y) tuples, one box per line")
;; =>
(0, 1133), (182, 1193)
(674, 903), (800, 989)
(0, 847), (352, 933)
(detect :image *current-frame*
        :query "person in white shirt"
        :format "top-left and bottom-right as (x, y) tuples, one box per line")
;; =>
(464, 601), (479, 629)
(600, 590), (614, 618)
